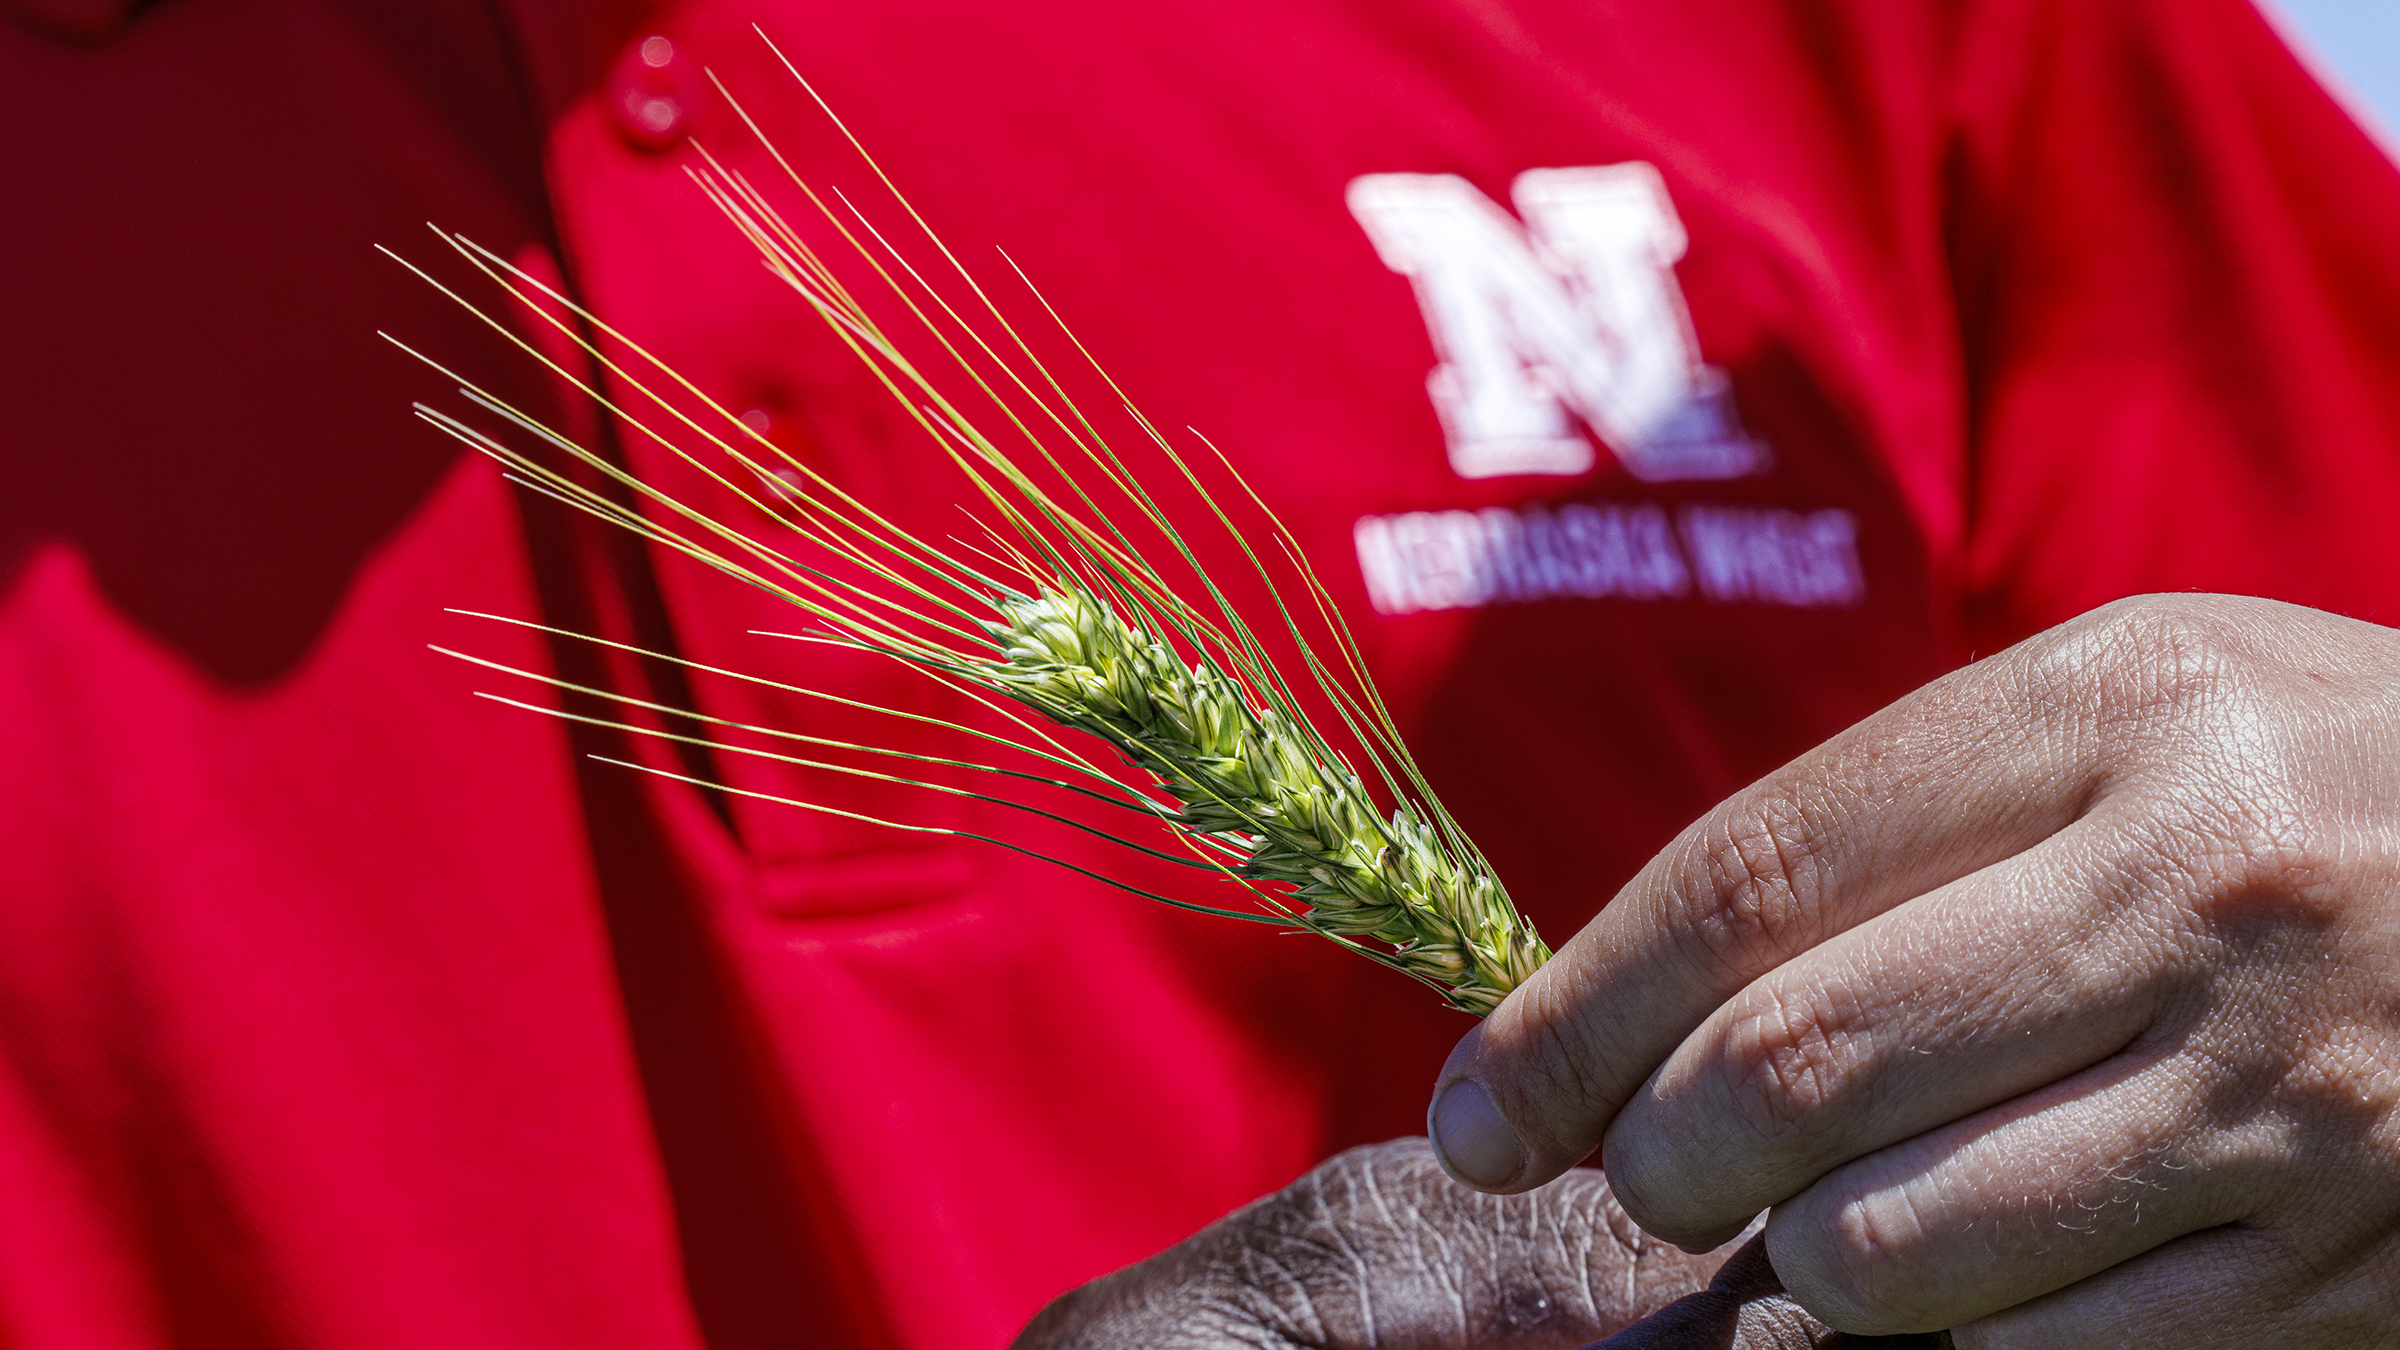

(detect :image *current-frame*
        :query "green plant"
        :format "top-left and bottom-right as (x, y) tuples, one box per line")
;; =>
(389, 37), (1549, 1013)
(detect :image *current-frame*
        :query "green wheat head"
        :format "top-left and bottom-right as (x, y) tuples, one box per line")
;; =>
(388, 31), (1550, 1014)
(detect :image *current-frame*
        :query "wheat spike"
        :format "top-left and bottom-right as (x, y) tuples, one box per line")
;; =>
(986, 586), (1546, 1012)
(389, 33), (1550, 1015)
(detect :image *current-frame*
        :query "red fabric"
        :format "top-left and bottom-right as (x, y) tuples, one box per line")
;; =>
(6, 1), (2400, 1347)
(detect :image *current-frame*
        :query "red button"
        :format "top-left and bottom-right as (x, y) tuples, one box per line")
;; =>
(607, 33), (705, 151)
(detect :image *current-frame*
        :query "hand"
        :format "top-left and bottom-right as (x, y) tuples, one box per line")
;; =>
(1428, 595), (2400, 1345)
(1011, 1137), (1925, 1349)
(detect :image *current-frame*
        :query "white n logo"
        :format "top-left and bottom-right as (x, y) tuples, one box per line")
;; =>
(1348, 166), (1767, 481)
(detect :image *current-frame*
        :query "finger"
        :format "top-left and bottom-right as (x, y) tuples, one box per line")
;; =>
(1014, 1138), (1737, 1349)
(1581, 1234), (1953, 1349)
(1759, 1052), (2278, 1337)
(1953, 1216), (2391, 1350)
(1600, 812), (2180, 1244)
(1431, 620), (2170, 1192)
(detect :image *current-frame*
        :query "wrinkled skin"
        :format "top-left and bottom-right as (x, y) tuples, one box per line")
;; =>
(1014, 1138), (1949, 1349)
(1025, 596), (2400, 1346)
(1434, 596), (2400, 1345)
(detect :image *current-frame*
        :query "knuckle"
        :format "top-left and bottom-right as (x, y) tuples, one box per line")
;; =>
(2280, 1022), (2400, 1127)
(2046, 598), (2366, 933)
(1604, 980), (1867, 1242)
(2191, 799), (2339, 914)
(2030, 595), (2249, 735)
(1670, 795), (1832, 979)
(1722, 980), (1861, 1142)
(2106, 745), (2346, 938)
(1775, 1187), (1942, 1336)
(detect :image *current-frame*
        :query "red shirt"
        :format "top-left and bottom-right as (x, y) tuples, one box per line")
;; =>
(8, 0), (2400, 1346)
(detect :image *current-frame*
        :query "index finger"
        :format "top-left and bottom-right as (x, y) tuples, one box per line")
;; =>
(1424, 612), (2177, 1196)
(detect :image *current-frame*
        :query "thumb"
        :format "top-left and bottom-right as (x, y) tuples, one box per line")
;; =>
(1425, 640), (2103, 1196)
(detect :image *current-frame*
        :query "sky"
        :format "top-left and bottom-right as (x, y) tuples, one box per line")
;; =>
(2263, 0), (2400, 148)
